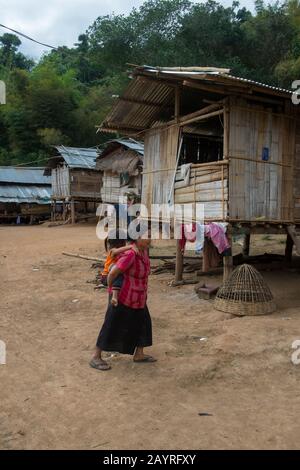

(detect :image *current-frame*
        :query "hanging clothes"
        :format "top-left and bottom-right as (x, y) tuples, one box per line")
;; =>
(205, 223), (230, 254)
(180, 163), (192, 187)
(179, 222), (230, 255)
(179, 223), (197, 250)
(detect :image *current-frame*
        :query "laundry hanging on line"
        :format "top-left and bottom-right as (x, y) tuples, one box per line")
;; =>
(179, 222), (230, 254)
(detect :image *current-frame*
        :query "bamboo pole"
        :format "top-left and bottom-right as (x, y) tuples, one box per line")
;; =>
(191, 159), (229, 168)
(175, 239), (184, 283)
(223, 224), (233, 282)
(222, 164), (225, 220)
(62, 252), (105, 262)
(179, 109), (224, 128)
(229, 155), (292, 168)
(71, 199), (76, 224)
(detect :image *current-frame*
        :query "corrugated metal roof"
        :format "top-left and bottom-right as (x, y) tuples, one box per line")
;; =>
(55, 146), (98, 169)
(112, 138), (144, 155)
(101, 77), (174, 133)
(99, 138), (144, 158)
(0, 167), (51, 185)
(100, 65), (293, 134)
(0, 184), (51, 204)
(139, 66), (292, 94)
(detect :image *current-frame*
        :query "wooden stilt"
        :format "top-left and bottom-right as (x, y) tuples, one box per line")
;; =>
(71, 199), (76, 224)
(223, 224), (233, 282)
(175, 239), (184, 283)
(53, 200), (57, 222)
(242, 232), (251, 256)
(63, 201), (66, 222)
(285, 233), (294, 263)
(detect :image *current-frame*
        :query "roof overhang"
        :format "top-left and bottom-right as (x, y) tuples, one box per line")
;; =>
(99, 66), (293, 135)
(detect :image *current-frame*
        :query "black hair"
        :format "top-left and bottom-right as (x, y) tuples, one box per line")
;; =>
(127, 220), (150, 242)
(104, 228), (127, 252)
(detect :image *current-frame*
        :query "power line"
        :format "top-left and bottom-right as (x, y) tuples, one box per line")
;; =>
(14, 157), (50, 167)
(0, 23), (57, 50)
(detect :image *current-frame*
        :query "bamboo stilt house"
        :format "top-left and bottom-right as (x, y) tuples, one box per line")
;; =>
(96, 138), (143, 205)
(98, 65), (300, 280)
(0, 167), (51, 223)
(44, 146), (102, 223)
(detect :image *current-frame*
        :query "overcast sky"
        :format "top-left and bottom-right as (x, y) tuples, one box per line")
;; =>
(1, 0), (256, 60)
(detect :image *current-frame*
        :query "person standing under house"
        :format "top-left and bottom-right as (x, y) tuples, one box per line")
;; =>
(90, 226), (156, 371)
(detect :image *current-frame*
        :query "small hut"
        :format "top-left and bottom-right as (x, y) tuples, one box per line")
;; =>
(99, 65), (300, 281)
(44, 146), (102, 223)
(96, 138), (143, 204)
(0, 166), (51, 223)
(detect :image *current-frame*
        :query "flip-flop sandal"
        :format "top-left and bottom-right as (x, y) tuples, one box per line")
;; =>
(89, 359), (111, 371)
(133, 355), (157, 363)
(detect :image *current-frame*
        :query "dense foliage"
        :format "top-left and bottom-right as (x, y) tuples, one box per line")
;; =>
(1, 0), (300, 165)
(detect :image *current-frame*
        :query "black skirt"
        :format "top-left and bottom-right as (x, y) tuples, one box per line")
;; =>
(96, 302), (152, 355)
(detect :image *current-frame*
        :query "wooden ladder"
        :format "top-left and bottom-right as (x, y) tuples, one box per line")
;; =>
(287, 225), (300, 255)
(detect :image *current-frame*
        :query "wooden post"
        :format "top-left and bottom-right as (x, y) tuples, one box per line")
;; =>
(242, 232), (251, 257)
(175, 87), (180, 123)
(285, 233), (294, 263)
(223, 224), (233, 282)
(175, 239), (183, 283)
(62, 201), (66, 221)
(71, 199), (76, 224)
(223, 101), (230, 160)
(53, 200), (56, 222)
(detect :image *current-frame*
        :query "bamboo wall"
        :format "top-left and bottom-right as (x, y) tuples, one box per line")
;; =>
(142, 126), (180, 211)
(228, 98), (295, 222)
(101, 173), (120, 203)
(141, 97), (299, 225)
(294, 120), (300, 222)
(52, 166), (102, 200)
(51, 165), (70, 198)
(101, 172), (142, 204)
(174, 162), (228, 220)
(70, 169), (102, 199)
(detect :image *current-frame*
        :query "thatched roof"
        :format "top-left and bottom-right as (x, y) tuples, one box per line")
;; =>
(96, 139), (143, 175)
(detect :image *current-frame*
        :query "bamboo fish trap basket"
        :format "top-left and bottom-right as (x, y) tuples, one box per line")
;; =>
(214, 264), (276, 316)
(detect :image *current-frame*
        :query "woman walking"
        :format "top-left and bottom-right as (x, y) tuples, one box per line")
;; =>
(90, 230), (156, 371)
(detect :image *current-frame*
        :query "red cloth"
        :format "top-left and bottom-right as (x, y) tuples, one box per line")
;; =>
(116, 248), (151, 309)
(179, 223), (197, 250)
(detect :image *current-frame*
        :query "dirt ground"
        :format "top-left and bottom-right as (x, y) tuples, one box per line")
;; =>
(1, 224), (300, 450)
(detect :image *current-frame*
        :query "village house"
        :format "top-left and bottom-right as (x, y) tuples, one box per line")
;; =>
(44, 146), (102, 224)
(99, 65), (300, 281)
(96, 138), (143, 207)
(0, 166), (51, 223)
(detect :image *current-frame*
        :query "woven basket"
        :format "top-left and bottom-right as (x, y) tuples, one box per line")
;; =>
(214, 264), (276, 316)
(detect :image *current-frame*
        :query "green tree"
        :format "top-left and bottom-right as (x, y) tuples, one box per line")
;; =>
(0, 33), (34, 70)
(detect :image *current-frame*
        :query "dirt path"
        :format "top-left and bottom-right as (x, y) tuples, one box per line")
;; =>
(1, 224), (300, 449)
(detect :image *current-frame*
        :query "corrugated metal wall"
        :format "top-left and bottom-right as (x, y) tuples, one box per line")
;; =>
(228, 98), (295, 222)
